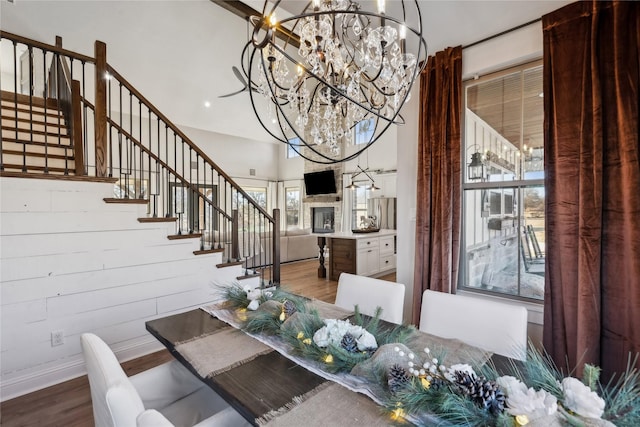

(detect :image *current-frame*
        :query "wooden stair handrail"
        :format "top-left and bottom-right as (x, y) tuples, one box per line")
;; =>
(0, 31), (94, 64)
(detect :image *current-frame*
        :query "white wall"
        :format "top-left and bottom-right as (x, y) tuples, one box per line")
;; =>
(181, 125), (280, 182)
(395, 21), (545, 325)
(396, 88), (420, 324)
(0, 177), (244, 401)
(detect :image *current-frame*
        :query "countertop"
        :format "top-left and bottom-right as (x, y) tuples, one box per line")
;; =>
(317, 229), (396, 240)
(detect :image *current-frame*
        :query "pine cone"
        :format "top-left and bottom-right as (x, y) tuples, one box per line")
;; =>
(341, 333), (358, 353)
(388, 364), (410, 394)
(454, 371), (505, 415)
(283, 300), (297, 316)
(429, 377), (445, 391)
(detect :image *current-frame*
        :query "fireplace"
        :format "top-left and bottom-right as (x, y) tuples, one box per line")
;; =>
(312, 207), (335, 233)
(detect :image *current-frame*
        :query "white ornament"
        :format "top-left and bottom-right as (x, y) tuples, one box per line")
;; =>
(497, 376), (558, 420)
(562, 377), (605, 419)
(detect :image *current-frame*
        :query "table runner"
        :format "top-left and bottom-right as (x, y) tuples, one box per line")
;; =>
(175, 327), (273, 377)
(196, 300), (492, 425)
(259, 383), (393, 426)
(171, 314), (397, 425)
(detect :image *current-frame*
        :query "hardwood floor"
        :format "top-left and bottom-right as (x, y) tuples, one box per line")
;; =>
(0, 260), (395, 427)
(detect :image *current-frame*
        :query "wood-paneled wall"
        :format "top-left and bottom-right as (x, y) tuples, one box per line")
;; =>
(0, 177), (243, 401)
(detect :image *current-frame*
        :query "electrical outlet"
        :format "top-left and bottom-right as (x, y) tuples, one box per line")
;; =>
(51, 330), (64, 347)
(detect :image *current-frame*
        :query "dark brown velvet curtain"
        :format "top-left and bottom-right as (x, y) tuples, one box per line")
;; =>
(543, 0), (640, 379)
(412, 46), (462, 326)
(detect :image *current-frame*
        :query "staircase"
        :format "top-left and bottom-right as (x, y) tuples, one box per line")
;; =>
(1, 91), (75, 175)
(0, 30), (280, 286)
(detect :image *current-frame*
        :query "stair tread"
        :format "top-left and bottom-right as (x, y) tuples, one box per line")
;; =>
(1, 163), (72, 174)
(103, 197), (148, 204)
(1, 137), (72, 147)
(167, 233), (202, 240)
(194, 248), (225, 255)
(216, 261), (243, 268)
(0, 91), (61, 110)
(1, 114), (66, 127)
(0, 170), (116, 182)
(2, 149), (72, 160)
(0, 105), (64, 117)
(2, 125), (70, 138)
(137, 217), (178, 223)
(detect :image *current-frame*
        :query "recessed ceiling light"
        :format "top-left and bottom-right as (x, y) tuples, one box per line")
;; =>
(204, 101), (211, 108)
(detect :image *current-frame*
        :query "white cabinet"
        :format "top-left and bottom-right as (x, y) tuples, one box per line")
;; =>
(377, 174), (397, 198)
(378, 235), (396, 272)
(356, 236), (379, 275)
(355, 234), (395, 277)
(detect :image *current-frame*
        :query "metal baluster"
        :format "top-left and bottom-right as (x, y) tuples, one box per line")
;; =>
(139, 101), (144, 200)
(42, 49), (49, 173)
(118, 82), (124, 190)
(166, 124), (171, 218)
(25, 45), (33, 172)
(82, 61), (88, 173)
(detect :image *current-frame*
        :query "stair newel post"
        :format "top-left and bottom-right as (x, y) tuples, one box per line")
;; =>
(272, 208), (281, 286)
(232, 209), (240, 262)
(71, 80), (85, 175)
(94, 40), (107, 177)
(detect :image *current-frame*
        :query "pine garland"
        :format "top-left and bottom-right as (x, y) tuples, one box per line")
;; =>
(218, 283), (640, 426)
(600, 355), (640, 426)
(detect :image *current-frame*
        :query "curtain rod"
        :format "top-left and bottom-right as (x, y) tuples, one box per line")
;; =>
(462, 17), (541, 50)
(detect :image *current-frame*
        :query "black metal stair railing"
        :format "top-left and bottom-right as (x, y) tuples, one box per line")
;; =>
(103, 65), (279, 285)
(0, 31), (280, 286)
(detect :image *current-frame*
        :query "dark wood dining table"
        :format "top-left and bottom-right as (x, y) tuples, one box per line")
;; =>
(146, 305), (509, 426)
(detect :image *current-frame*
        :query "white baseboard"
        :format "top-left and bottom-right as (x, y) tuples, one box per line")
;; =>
(0, 336), (164, 402)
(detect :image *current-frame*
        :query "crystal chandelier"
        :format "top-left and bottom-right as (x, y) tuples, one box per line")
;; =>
(245, 0), (427, 164)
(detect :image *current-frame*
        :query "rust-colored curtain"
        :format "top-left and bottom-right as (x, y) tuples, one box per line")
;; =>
(412, 46), (462, 325)
(543, 0), (640, 379)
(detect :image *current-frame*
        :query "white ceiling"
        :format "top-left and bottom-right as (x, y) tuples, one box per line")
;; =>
(1, 0), (572, 143)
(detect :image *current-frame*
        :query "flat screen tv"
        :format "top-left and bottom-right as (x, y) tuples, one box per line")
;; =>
(304, 170), (337, 195)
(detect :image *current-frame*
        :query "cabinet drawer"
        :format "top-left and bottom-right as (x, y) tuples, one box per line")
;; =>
(379, 236), (395, 255)
(379, 254), (396, 271)
(357, 237), (379, 250)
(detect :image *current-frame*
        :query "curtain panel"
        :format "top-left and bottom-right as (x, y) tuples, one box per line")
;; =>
(412, 46), (462, 326)
(542, 0), (640, 379)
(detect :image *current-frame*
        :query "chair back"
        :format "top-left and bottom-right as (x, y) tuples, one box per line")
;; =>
(81, 333), (145, 427)
(419, 290), (528, 360)
(335, 273), (405, 324)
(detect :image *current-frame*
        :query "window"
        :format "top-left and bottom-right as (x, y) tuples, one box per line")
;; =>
(169, 183), (217, 233)
(232, 186), (267, 232)
(351, 184), (370, 228)
(243, 187), (267, 209)
(353, 117), (375, 145)
(287, 137), (301, 158)
(460, 60), (545, 300)
(285, 187), (301, 228)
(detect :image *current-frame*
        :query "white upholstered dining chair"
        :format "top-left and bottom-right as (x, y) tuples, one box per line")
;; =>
(419, 290), (528, 360)
(81, 333), (251, 427)
(335, 273), (406, 324)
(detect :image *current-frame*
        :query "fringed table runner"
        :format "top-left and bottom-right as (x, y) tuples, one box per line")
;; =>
(175, 328), (273, 377)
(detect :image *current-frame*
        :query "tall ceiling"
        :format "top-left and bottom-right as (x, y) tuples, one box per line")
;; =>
(1, 0), (572, 144)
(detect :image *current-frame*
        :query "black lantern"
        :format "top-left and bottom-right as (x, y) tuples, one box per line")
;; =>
(467, 152), (485, 181)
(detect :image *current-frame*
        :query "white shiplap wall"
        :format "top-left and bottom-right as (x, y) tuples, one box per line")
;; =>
(0, 177), (243, 401)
